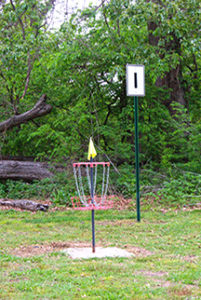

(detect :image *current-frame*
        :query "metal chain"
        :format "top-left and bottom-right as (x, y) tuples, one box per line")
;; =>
(86, 165), (91, 194)
(101, 164), (105, 203)
(94, 164), (97, 195)
(73, 163), (110, 208)
(104, 165), (110, 200)
(78, 165), (88, 206)
(73, 166), (82, 201)
(86, 164), (98, 206)
(101, 164), (110, 204)
(93, 164), (98, 206)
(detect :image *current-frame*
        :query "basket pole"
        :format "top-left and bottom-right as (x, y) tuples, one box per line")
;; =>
(90, 157), (95, 253)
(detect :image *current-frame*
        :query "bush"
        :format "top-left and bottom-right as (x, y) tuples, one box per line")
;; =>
(0, 171), (75, 206)
(109, 164), (201, 207)
(142, 168), (201, 207)
(0, 165), (200, 208)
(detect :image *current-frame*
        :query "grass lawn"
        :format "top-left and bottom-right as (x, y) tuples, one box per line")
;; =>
(0, 206), (200, 299)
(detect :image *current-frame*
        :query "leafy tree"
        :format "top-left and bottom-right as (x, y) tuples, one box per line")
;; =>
(0, 0), (55, 156)
(140, 0), (201, 114)
(41, 0), (200, 169)
(0, 0), (200, 174)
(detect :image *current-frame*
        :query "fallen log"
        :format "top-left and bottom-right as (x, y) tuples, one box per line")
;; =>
(0, 199), (49, 212)
(0, 160), (53, 181)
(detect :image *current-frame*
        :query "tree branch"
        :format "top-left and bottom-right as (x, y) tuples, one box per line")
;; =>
(10, 0), (26, 40)
(20, 54), (33, 100)
(0, 94), (52, 133)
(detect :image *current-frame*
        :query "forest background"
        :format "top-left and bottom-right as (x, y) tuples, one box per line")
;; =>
(0, 0), (200, 207)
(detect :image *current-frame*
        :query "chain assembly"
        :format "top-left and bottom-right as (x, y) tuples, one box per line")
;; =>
(72, 162), (110, 208)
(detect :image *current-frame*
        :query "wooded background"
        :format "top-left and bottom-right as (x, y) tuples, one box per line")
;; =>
(0, 0), (200, 206)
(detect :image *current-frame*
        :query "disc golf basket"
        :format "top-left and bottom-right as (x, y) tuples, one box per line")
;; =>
(71, 162), (114, 210)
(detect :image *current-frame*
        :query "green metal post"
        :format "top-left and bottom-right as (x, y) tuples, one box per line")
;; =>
(134, 96), (140, 222)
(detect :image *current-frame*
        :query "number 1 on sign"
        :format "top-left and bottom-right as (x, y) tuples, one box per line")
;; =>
(134, 73), (137, 89)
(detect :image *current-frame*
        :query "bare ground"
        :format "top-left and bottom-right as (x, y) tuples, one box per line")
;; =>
(11, 241), (153, 258)
(0, 199), (200, 212)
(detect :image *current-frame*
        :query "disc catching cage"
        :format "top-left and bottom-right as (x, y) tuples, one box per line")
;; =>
(72, 162), (114, 210)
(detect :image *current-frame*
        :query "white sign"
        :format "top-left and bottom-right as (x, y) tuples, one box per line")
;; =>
(126, 64), (145, 96)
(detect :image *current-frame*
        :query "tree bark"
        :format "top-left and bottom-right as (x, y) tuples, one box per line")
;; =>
(0, 94), (52, 133)
(147, 4), (186, 113)
(155, 65), (185, 109)
(0, 160), (53, 181)
(0, 199), (49, 211)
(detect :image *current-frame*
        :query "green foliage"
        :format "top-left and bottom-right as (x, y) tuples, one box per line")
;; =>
(155, 175), (200, 205)
(0, 172), (75, 206)
(50, 180), (75, 207)
(1, 163), (199, 208)
(109, 164), (201, 207)
(0, 179), (55, 200)
(110, 164), (136, 198)
(143, 169), (201, 206)
(0, 0), (200, 205)
(158, 103), (201, 172)
(0, 183), (6, 198)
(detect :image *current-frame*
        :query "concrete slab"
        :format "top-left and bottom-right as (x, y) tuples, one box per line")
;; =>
(62, 247), (133, 259)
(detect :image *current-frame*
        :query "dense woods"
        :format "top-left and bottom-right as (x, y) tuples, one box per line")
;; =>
(0, 0), (200, 206)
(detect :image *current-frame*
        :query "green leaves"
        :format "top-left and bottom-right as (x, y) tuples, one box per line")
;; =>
(0, 0), (200, 185)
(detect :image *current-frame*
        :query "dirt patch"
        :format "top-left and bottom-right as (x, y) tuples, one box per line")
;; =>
(50, 197), (134, 211)
(136, 270), (168, 277)
(0, 197), (134, 212)
(12, 244), (54, 257)
(182, 203), (201, 211)
(51, 241), (90, 249)
(136, 269), (199, 293)
(11, 241), (92, 257)
(113, 197), (134, 210)
(168, 287), (192, 297)
(1, 199), (200, 212)
(11, 241), (152, 258)
(135, 269), (174, 288)
(0, 205), (27, 212)
(182, 255), (198, 263)
(98, 220), (136, 226)
(123, 245), (153, 257)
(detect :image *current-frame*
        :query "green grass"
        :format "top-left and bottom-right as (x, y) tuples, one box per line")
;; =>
(0, 207), (200, 299)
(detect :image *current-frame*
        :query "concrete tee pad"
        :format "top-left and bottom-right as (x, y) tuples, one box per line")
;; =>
(62, 247), (133, 259)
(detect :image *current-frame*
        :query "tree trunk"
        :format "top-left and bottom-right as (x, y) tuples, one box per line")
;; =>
(0, 199), (49, 211)
(147, 13), (186, 113)
(0, 94), (52, 133)
(0, 160), (53, 181)
(155, 65), (185, 108)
